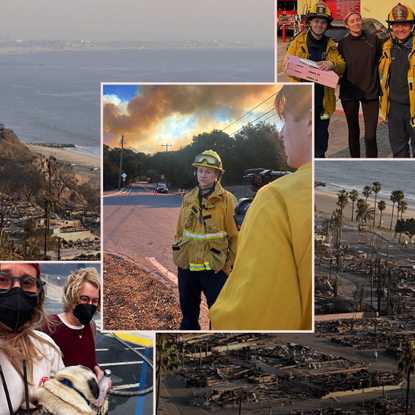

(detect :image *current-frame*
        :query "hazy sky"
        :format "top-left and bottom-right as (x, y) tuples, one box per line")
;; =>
(4, 0), (274, 41)
(103, 84), (282, 153)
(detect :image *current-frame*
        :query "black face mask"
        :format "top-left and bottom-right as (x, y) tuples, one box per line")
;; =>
(0, 287), (37, 334)
(73, 304), (97, 326)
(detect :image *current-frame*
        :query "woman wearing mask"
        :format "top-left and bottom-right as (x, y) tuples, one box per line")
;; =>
(338, 11), (383, 157)
(0, 263), (63, 415)
(172, 150), (238, 330)
(39, 267), (108, 387)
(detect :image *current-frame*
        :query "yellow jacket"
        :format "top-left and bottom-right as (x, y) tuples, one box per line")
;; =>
(209, 162), (312, 330)
(282, 31), (346, 120)
(173, 182), (238, 276)
(379, 35), (415, 127)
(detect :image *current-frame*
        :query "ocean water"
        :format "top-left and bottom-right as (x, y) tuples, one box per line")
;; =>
(315, 160), (415, 205)
(0, 47), (274, 159)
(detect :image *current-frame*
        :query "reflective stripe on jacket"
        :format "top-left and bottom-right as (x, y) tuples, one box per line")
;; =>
(282, 30), (346, 120)
(173, 182), (238, 275)
(379, 35), (415, 127)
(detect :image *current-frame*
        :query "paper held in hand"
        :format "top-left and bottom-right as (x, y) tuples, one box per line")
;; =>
(284, 54), (339, 89)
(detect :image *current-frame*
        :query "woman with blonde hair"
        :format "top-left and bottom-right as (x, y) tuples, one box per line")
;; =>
(39, 267), (109, 387)
(0, 263), (63, 415)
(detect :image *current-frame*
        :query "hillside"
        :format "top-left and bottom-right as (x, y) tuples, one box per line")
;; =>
(0, 127), (40, 166)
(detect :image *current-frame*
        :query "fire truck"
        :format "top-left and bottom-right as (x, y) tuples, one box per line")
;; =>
(294, 0), (409, 28)
(277, 0), (298, 31)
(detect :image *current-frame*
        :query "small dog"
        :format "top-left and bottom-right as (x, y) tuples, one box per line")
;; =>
(33, 365), (99, 415)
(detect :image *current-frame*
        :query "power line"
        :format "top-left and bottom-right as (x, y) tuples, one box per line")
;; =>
(222, 91), (279, 132)
(229, 108), (276, 136)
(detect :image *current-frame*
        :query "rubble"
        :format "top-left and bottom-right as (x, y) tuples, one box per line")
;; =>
(159, 334), (406, 411)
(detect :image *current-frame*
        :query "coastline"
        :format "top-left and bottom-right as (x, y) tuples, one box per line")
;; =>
(0, 45), (273, 56)
(26, 144), (100, 185)
(315, 189), (415, 229)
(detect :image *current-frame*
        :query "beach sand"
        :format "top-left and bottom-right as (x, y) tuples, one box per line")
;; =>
(315, 189), (415, 229)
(26, 144), (100, 186)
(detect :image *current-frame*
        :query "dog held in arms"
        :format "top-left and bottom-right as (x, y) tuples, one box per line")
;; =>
(33, 365), (99, 415)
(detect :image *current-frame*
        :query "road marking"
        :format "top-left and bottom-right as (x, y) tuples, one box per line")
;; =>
(114, 332), (154, 347)
(96, 347), (145, 352)
(103, 190), (129, 198)
(100, 361), (143, 367)
(146, 257), (178, 285)
(111, 383), (141, 391)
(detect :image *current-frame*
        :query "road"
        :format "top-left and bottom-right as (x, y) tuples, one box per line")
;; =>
(96, 332), (153, 415)
(103, 183), (210, 329)
(276, 35), (393, 158)
(315, 213), (415, 264)
(104, 183), (182, 278)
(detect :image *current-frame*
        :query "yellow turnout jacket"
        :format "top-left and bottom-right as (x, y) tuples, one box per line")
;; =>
(209, 162), (312, 330)
(282, 31), (345, 120)
(173, 182), (238, 276)
(379, 35), (415, 127)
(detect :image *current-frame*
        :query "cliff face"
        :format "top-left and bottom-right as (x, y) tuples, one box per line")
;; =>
(0, 128), (40, 166)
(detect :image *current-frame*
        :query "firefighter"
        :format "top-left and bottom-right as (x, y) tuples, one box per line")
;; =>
(209, 85), (312, 330)
(172, 150), (238, 330)
(380, 3), (415, 157)
(282, 2), (345, 158)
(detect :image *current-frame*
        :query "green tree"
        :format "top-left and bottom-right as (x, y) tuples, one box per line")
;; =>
(156, 336), (179, 414)
(371, 182), (381, 227)
(349, 189), (359, 222)
(397, 340), (415, 415)
(378, 200), (386, 227)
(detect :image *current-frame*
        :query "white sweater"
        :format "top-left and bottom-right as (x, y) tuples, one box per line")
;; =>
(0, 330), (64, 415)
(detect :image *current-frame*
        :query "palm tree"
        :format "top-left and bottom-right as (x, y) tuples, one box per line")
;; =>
(356, 198), (375, 226)
(378, 200), (386, 227)
(397, 340), (415, 415)
(349, 189), (359, 222)
(390, 190), (404, 230)
(332, 208), (344, 249)
(371, 182), (381, 227)
(398, 200), (408, 221)
(156, 335), (179, 413)
(363, 185), (373, 203)
(337, 189), (349, 215)
(397, 200), (408, 242)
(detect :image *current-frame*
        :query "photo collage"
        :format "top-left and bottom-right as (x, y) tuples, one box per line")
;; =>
(0, 0), (414, 414)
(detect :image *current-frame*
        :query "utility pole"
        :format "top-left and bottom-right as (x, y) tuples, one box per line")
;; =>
(161, 144), (172, 152)
(118, 136), (124, 191)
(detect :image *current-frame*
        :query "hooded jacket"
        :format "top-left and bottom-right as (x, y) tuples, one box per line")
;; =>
(282, 30), (346, 120)
(379, 35), (415, 127)
(173, 182), (238, 276)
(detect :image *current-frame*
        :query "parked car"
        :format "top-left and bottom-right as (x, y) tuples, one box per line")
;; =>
(155, 183), (168, 194)
(325, 18), (390, 45)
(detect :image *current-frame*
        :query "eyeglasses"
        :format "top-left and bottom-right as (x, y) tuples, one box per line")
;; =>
(0, 272), (45, 297)
(194, 154), (221, 167)
(79, 295), (100, 306)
